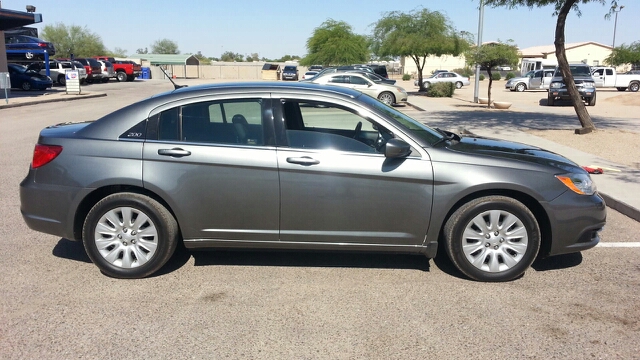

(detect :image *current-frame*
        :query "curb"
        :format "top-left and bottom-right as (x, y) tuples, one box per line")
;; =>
(599, 193), (640, 223)
(406, 102), (426, 112)
(0, 93), (107, 109)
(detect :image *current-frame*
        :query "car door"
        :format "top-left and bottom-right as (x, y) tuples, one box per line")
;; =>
(348, 75), (377, 98)
(274, 96), (433, 246)
(592, 68), (605, 87)
(142, 96), (280, 242)
(529, 70), (543, 89)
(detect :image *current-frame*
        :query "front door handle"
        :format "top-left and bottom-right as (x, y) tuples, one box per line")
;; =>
(286, 156), (320, 166)
(158, 148), (191, 157)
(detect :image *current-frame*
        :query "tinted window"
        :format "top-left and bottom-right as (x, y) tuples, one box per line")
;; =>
(328, 75), (348, 84)
(158, 99), (263, 145)
(349, 76), (369, 85)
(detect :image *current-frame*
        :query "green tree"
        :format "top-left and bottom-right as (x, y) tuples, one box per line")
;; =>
(110, 47), (128, 57)
(41, 23), (107, 58)
(372, 8), (469, 91)
(465, 41), (520, 107)
(220, 51), (244, 62)
(300, 19), (369, 66)
(605, 41), (640, 68)
(484, 0), (621, 133)
(151, 38), (179, 54)
(136, 47), (148, 54)
(194, 51), (211, 65)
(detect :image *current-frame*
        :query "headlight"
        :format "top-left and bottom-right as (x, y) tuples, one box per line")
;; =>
(550, 82), (563, 88)
(556, 173), (596, 195)
(583, 82), (595, 88)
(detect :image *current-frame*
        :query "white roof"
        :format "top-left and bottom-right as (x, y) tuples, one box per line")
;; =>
(519, 42), (612, 57)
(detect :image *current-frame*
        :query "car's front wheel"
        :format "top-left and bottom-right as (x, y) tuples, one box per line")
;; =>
(455, 81), (463, 89)
(587, 93), (596, 106)
(378, 91), (395, 106)
(444, 196), (541, 282)
(82, 193), (179, 279)
(515, 83), (526, 92)
(21, 81), (32, 91)
(547, 94), (555, 106)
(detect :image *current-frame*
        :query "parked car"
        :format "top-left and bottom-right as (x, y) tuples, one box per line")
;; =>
(72, 58), (104, 83)
(367, 64), (389, 78)
(414, 72), (470, 89)
(4, 34), (55, 61)
(7, 63), (52, 90)
(282, 65), (299, 81)
(548, 64), (596, 106)
(19, 82), (606, 281)
(303, 71), (319, 80)
(345, 70), (396, 85)
(505, 69), (555, 92)
(590, 66), (640, 92)
(311, 72), (407, 105)
(97, 60), (116, 83)
(30, 60), (87, 85)
(300, 66), (375, 83)
(308, 65), (323, 72)
(94, 57), (141, 82)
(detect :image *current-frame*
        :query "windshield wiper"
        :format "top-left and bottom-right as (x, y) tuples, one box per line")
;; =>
(432, 128), (461, 146)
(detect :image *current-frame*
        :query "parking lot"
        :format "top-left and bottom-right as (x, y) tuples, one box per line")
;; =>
(1, 79), (639, 359)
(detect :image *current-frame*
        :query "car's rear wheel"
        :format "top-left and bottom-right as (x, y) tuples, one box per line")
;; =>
(515, 83), (526, 92)
(82, 193), (179, 279)
(116, 71), (127, 82)
(378, 91), (395, 106)
(21, 81), (32, 91)
(629, 82), (639, 92)
(423, 82), (431, 89)
(58, 75), (66, 86)
(455, 81), (463, 89)
(444, 196), (541, 282)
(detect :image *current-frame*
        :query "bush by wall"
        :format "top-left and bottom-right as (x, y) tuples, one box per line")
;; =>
(492, 73), (501, 80)
(402, 73), (411, 81)
(426, 82), (455, 97)
(453, 67), (474, 78)
(479, 74), (485, 81)
(505, 72), (516, 80)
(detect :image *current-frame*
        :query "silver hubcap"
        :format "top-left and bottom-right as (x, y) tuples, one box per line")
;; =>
(461, 209), (528, 273)
(379, 93), (393, 105)
(94, 207), (158, 268)
(516, 84), (524, 92)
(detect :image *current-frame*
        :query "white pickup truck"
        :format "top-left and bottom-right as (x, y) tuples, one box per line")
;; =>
(591, 67), (640, 92)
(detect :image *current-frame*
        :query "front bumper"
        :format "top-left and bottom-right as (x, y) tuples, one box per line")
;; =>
(548, 88), (595, 100)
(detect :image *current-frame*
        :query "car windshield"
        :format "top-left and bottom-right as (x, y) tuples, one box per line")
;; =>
(358, 95), (444, 145)
(554, 66), (592, 77)
(284, 66), (296, 71)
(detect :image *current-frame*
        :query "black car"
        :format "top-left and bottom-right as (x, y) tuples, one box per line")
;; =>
(7, 63), (53, 90)
(368, 64), (389, 79)
(4, 35), (56, 62)
(282, 65), (298, 81)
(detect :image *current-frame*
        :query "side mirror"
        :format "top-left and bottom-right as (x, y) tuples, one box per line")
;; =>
(384, 138), (411, 158)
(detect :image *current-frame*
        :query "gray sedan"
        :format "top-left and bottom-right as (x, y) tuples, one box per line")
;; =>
(20, 82), (606, 282)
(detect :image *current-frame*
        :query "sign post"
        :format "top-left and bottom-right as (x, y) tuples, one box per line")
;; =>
(65, 70), (81, 95)
(0, 72), (10, 104)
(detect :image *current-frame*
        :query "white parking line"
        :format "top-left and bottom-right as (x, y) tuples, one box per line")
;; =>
(596, 242), (640, 248)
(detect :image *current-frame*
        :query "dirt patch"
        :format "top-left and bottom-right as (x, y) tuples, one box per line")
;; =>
(525, 129), (640, 169)
(603, 93), (640, 106)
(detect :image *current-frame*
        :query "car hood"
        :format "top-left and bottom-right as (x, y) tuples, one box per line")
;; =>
(447, 136), (581, 172)
(507, 76), (528, 83)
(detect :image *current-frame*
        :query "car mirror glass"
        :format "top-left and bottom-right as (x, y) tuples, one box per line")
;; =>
(384, 138), (411, 158)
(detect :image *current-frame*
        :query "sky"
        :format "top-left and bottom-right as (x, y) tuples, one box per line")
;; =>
(2, 0), (637, 59)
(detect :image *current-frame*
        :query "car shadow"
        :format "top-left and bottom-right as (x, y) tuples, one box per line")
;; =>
(52, 238), (91, 263)
(532, 252), (583, 271)
(191, 249), (431, 272)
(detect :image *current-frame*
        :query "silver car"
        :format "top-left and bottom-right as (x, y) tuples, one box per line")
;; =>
(20, 82), (606, 282)
(97, 60), (116, 83)
(505, 69), (555, 92)
(311, 73), (407, 105)
(414, 72), (471, 89)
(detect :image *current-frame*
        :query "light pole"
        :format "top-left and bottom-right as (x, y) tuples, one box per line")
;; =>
(473, 0), (485, 103)
(612, 5), (624, 49)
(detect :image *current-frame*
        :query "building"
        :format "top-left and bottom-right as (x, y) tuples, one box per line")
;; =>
(519, 41), (613, 68)
(0, 5), (43, 74)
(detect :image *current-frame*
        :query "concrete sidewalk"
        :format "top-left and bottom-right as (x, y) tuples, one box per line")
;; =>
(406, 94), (640, 222)
(0, 89), (106, 109)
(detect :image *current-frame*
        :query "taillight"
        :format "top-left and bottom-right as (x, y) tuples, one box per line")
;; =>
(38, 42), (47, 47)
(87, 68), (92, 74)
(32, 144), (62, 168)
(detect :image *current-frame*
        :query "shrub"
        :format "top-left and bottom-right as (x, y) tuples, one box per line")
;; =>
(505, 72), (516, 80)
(479, 74), (485, 81)
(492, 73), (501, 80)
(454, 67), (474, 78)
(402, 73), (411, 81)
(426, 82), (455, 97)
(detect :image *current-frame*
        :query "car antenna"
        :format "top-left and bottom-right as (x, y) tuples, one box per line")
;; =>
(157, 66), (187, 90)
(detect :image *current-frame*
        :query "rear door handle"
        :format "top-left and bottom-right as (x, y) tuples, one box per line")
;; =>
(286, 156), (320, 166)
(158, 148), (191, 157)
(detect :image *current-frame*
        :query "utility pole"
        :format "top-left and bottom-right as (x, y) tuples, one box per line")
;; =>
(612, 5), (624, 48)
(473, 0), (485, 103)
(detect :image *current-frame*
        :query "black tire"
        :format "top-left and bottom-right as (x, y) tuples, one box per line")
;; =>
(82, 193), (179, 279)
(58, 75), (66, 86)
(377, 91), (395, 106)
(587, 93), (596, 106)
(455, 81), (463, 89)
(629, 82), (640, 92)
(102, 77), (109, 83)
(616, 87), (627, 92)
(21, 81), (32, 91)
(116, 71), (127, 82)
(515, 83), (526, 92)
(444, 196), (541, 282)
(547, 94), (554, 106)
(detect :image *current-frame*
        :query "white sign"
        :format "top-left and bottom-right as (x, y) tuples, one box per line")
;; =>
(0, 72), (10, 89)
(65, 70), (81, 94)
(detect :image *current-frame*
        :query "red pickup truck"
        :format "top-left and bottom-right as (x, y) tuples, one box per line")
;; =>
(94, 57), (142, 82)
